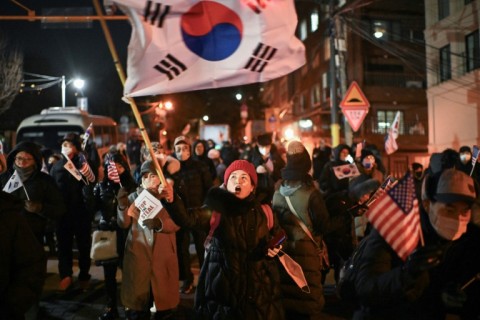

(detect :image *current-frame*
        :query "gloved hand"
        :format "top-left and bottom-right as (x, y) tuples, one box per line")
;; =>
(143, 218), (163, 231)
(24, 200), (43, 214)
(404, 245), (443, 276)
(116, 187), (129, 209)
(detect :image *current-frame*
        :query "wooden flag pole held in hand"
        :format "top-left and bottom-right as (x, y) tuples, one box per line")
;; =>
(92, 0), (166, 186)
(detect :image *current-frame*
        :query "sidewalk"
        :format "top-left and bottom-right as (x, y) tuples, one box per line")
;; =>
(39, 250), (353, 319)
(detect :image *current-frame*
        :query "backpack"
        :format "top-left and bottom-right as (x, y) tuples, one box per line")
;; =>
(336, 235), (369, 301)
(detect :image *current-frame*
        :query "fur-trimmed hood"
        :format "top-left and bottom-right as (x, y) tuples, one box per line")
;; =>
(204, 186), (256, 216)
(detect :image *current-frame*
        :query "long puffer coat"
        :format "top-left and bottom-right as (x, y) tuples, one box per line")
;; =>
(272, 180), (329, 319)
(194, 187), (285, 320)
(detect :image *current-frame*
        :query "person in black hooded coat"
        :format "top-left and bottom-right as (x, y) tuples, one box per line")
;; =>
(319, 144), (352, 198)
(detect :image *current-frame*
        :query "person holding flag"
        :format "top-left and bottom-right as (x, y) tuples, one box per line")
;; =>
(93, 151), (137, 320)
(50, 133), (97, 292)
(0, 141), (65, 318)
(352, 168), (477, 319)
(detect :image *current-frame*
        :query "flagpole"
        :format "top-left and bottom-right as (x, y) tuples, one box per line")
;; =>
(92, 0), (166, 186)
(23, 186), (30, 201)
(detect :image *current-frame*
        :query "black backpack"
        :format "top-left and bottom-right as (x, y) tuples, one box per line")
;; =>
(336, 235), (369, 301)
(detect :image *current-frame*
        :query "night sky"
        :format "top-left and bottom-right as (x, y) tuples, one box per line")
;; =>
(1, 0), (265, 141)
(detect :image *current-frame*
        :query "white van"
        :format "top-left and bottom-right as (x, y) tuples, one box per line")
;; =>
(16, 106), (118, 154)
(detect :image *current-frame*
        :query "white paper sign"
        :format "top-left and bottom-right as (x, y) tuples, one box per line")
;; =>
(134, 189), (163, 228)
(332, 163), (361, 180)
(63, 156), (82, 181)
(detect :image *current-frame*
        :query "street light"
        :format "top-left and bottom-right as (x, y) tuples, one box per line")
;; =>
(61, 75), (85, 108)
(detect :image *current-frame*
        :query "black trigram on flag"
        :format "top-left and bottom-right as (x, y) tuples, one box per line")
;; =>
(144, 1), (171, 28)
(153, 54), (187, 80)
(245, 43), (277, 73)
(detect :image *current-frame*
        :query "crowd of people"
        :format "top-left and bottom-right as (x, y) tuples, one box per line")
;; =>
(0, 131), (479, 320)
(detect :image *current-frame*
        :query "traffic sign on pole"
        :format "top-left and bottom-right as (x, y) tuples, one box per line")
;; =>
(340, 81), (370, 132)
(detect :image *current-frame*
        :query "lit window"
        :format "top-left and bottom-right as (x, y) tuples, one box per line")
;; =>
(299, 19), (308, 40)
(376, 110), (404, 135)
(310, 10), (319, 32)
(372, 20), (388, 40)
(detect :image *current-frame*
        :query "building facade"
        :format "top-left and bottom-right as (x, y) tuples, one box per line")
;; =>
(261, 0), (429, 177)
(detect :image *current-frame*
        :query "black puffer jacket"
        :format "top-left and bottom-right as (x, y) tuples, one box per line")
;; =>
(0, 142), (65, 242)
(0, 191), (46, 319)
(175, 157), (213, 209)
(195, 187), (285, 320)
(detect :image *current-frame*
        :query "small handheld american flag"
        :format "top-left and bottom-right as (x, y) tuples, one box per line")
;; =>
(470, 145), (479, 177)
(107, 155), (122, 187)
(366, 173), (421, 261)
(81, 123), (93, 151)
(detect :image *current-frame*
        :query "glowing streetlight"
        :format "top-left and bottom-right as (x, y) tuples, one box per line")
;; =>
(61, 75), (85, 108)
(235, 93), (242, 101)
(203, 115), (209, 122)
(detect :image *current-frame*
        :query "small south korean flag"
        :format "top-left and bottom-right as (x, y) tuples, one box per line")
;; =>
(2, 170), (24, 193)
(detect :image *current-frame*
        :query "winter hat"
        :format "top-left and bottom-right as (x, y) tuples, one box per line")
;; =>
(257, 132), (273, 146)
(174, 135), (190, 146)
(434, 168), (476, 205)
(360, 149), (374, 162)
(281, 140), (311, 180)
(412, 162), (423, 171)
(224, 160), (258, 186)
(348, 175), (381, 202)
(459, 146), (472, 154)
(61, 132), (82, 151)
(140, 160), (157, 176)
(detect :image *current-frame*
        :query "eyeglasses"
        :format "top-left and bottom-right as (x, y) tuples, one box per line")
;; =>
(15, 156), (34, 162)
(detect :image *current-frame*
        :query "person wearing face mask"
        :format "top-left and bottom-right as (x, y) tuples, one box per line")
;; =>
(319, 144), (352, 198)
(357, 149), (384, 184)
(0, 141), (65, 319)
(251, 132), (286, 204)
(195, 160), (285, 320)
(352, 168), (477, 319)
(457, 146), (480, 184)
(172, 135), (213, 294)
(50, 132), (97, 292)
(118, 160), (188, 320)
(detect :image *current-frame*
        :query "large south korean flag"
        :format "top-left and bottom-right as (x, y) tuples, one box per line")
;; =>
(115, 0), (306, 97)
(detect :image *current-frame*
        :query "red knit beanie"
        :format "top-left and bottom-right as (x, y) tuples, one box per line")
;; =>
(224, 160), (258, 186)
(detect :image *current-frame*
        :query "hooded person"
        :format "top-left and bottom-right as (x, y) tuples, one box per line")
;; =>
(458, 145), (480, 184)
(173, 135), (213, 294)
(319, 144), (352, 197)
(195, 160), (285, 320)
(271, 141), (329, 319)
(251, 132), (285, 204)
(353, 168), (478, 319)
(0, 141), (65, 243)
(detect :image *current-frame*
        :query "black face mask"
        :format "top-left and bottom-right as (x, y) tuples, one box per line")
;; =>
(414, 171), (423, 180)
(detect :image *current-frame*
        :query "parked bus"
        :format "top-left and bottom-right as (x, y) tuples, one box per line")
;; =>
(16, 106), (118, 157)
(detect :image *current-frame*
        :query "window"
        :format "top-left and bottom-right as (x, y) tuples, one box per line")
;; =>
(299, 19), (308, 41)
(466, 30), (480, 72)
(311, 84), (321, 107)
(376, 110), (404, 135)
(439, 45), (451, 81)
(438, 0), (449, 20)
(372, 20), (388, 40)
(310, 10), (319, 32)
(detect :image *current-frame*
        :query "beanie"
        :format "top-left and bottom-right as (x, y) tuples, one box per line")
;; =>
(224, 160), (258, 186)
(360, 149), (374, 162)
(257, 132), (273, 146)
(140, 160), (156, 176)
(281, 140), (311, 180)
(61, 132), (82, 151)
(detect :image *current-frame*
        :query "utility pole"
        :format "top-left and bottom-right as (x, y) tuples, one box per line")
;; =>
(329, 0), (340, 147)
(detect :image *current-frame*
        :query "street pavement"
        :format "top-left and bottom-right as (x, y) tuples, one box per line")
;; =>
(38, 249), (354, 320)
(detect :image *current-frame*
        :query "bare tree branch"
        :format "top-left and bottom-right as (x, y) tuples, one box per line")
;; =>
(0, 32), (23, 115)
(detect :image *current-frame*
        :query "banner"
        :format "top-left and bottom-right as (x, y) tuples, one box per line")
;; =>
(134, 189), (163, 228)
(114, 0), (306, 96)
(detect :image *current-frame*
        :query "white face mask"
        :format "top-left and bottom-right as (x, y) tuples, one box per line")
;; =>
(258, 145), (271, 157)
(428, 202), (471, 240)
(460, 153), (471, 164)
(142, 173), (160, 190)
(61, 146), (73, 157)
(175, 144), (190, 162)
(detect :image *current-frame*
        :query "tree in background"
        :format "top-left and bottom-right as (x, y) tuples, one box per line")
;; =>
(0, 32), (23, 115)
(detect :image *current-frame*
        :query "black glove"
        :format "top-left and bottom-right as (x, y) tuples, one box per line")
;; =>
(116, 187), (129, 209)
(404, 245), (443, 276)
(143, 218), (163, 231)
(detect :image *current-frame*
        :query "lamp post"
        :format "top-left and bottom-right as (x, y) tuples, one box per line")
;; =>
(61, 75), (85, 108)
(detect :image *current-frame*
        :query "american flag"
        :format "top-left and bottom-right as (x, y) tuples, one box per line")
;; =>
(107, 157), (121, 185)
(471, 145), (479, 177)
(366, 173), (420, 261)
